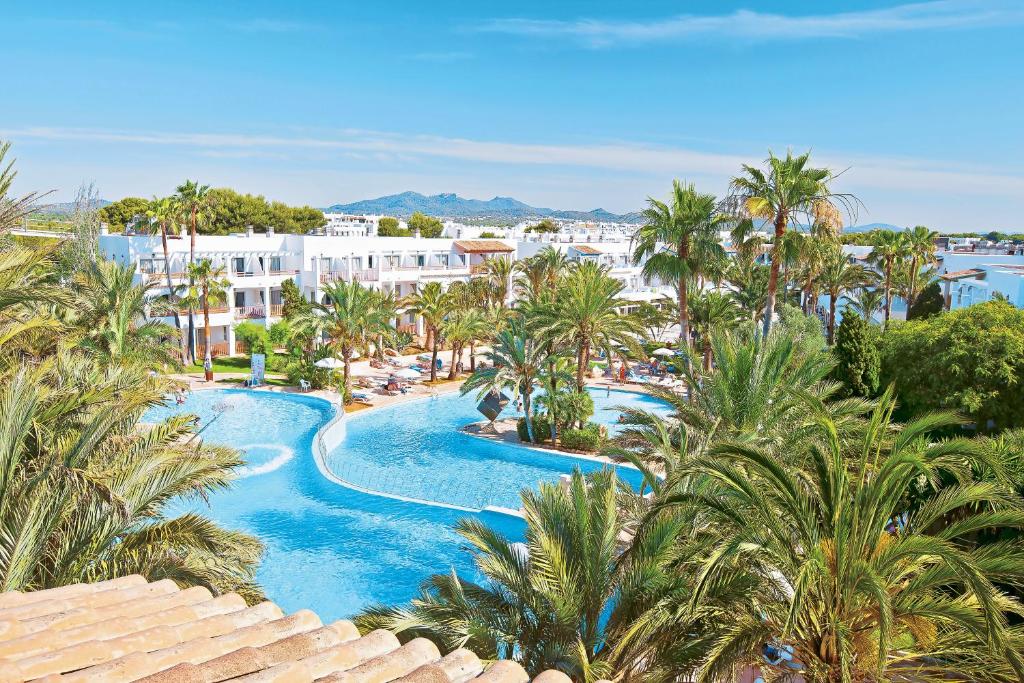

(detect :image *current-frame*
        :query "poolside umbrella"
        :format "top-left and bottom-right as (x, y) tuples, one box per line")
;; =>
(314, 357), (345, 369)
(652, 348), (674, 357)
(395, 368), (421, 380)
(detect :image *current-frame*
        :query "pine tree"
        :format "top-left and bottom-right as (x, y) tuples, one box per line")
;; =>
(833, 310), (879, 397)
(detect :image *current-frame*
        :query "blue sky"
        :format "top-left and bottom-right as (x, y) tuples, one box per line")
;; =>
(3, 1), (1022, 230)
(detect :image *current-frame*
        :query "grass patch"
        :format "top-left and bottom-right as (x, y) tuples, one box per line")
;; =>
(214, 377), (292, 387)
(185, 353), (288, 374)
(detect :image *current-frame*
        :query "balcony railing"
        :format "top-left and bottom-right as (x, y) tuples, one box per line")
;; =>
(144, 271), (187, 283)
(233, 304), (283, 319)
(470, 264), (489, 275)
(235, 306), (267, 319)
(195, 341), (231, 358)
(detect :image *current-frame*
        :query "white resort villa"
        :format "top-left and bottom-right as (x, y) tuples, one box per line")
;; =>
(99, 223), (674, 357)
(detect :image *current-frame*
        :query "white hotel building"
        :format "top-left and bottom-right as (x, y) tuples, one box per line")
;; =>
(99, 224), (671, 357)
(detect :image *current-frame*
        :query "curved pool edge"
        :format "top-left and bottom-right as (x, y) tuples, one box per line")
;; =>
(310, 395), (511, 515)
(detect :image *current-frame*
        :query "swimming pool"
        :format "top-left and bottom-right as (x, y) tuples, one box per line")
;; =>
(324, 387), (669, 510)
(144, 387), (668, 621)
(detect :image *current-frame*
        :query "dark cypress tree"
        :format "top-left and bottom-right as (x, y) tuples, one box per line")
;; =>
(907, 281), (944, 320)
(833, 310), (880, 397)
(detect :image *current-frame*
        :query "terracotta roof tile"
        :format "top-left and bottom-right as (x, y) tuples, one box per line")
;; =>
(939, 268), (985, 281)
(0, 578), (569, 682)
(570, 245), (602, 255)
(453, 240), (515, 254)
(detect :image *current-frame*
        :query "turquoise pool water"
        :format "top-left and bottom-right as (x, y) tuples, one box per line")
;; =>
(325, 388), (669, 510)
(144, 387), (668, 621)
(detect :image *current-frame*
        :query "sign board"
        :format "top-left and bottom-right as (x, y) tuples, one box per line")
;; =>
(251, 353), (266, 386)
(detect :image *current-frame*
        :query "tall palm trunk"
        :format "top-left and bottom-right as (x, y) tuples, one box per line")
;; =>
(448, 343), (459, 380)
(883, 261), (894, 328)
(575, 340), (590, 392)
(828, 290), (838, 344)
(469, 341), (477, 372)
(908, 255), (920, 307)
(522, 387), (535, 443)
(429, 328), (439, 382)
(703, 338), (712, 372)
(187, 208), (198, 365)
(159, 221), (184, 359)
(547, 359), (558, 442)
(677, 241), (690, 346)
(202, 282), (212, 379)
(343, 350), (352, 402)
(763, 213), (787, 337)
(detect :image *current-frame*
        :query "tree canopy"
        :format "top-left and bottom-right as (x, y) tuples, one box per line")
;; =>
(97, 197), (150, 230)
(407, 211), (444, 238)
(880, 299), (1024, 430)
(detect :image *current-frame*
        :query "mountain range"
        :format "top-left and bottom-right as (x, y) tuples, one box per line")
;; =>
(325, 192), (641, 223)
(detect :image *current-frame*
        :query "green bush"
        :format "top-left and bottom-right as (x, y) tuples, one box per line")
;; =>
(880, 299), (1024, 431)
(516, 416), (551, 444)
(560, 423), (603, 452)
(235, 321), (274, 356)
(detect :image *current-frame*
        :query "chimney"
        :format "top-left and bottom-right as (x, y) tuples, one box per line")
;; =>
(99, 224), (109, 235)
(267, 225), (275, 236)
(246, 225), (255, 237)
(413, 227), (421, 239)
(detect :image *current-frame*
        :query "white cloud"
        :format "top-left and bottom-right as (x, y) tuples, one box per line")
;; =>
(475, 1), (1024, 47)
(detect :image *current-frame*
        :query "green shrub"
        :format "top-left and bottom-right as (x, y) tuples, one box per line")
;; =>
(560, 423), (603, 452)
(516, 417), (551, 444)
(235, 321), (274, 356)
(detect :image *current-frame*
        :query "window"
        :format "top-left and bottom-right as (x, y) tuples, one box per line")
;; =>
(416, 254), (425, 267)
(270, 256), (282, 272)
(234, 291), (245, 308)
(368, 255), (374, 269)
(233, 257), (245, 274)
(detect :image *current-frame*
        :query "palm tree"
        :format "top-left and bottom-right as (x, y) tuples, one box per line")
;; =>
(688, 290), (743, 372)
(817, 245), (871, 343)
(439, 308), (488, 380)
(725, 260), (770, 323)
(536, 261), (643, 392)
(676, 330), (839, 447)
(180, 258), (230, 379)
(660, 389), (1024, 682)
(633, 180), (727, 346)
(0, 140), (49, 233)
(356, 469), (633, 680)
(145, 196), (184, 353)
(0, 359), (263, 602)
(175, 180), (211, 363)
(461, 316), (548, 442)
(482, 255), (516, 307)
(904, 224), (939, 306)
(842, 286), (885, 324)
(870, 230), (909, 328)
(71, 259), (180, 369)
(403, 281), (448, 382)
(730, 150), (857, 336)
(297, 280), (394, 400)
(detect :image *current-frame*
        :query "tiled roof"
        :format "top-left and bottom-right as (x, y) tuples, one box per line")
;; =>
(453, 240), (515, 254)
(0, 576), (573, 683)
(939, 268), (985, 281)
(569, 245), (602, 255)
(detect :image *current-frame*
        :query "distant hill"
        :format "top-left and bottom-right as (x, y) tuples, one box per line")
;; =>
(38, 199), (111, 215)
(325, 191), (641, 223)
